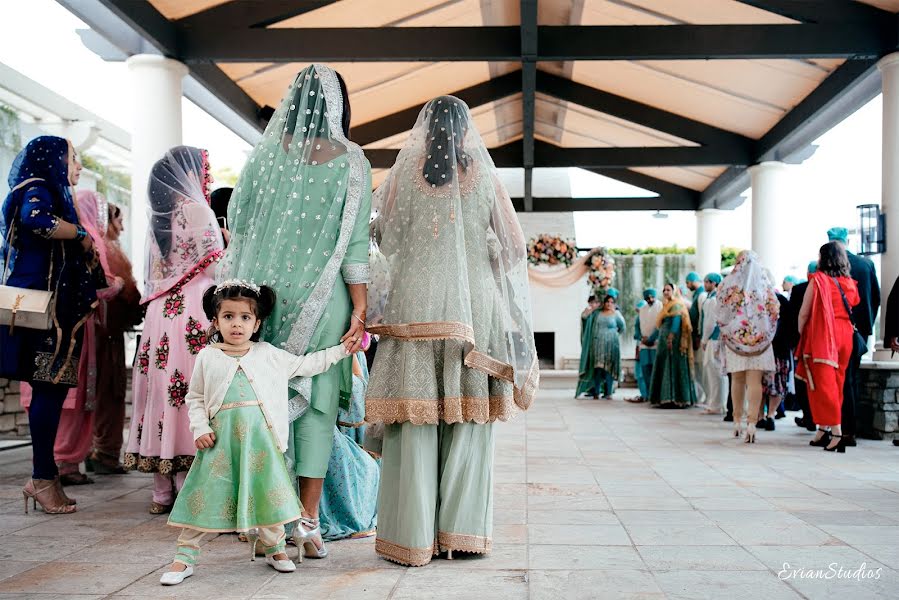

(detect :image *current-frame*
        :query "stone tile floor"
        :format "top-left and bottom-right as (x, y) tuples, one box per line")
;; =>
(0, 388), (897, 599)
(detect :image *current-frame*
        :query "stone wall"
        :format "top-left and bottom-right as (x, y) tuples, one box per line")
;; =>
(858, 363), (899, 441)
(0, 379), (27, 436)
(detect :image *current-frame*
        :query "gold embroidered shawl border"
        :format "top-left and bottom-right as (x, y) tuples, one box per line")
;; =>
(437, 531), (492, 554)
(367, 321), (541, 413)
(366, 321), (475, 343)
(375, 537), (438, 567)
(365, 395), (516, 425)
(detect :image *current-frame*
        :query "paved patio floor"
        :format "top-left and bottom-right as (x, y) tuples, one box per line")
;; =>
(0, 388), (897, 599)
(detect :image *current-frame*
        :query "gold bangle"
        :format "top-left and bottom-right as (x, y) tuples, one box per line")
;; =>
(352, 313), (366, 326)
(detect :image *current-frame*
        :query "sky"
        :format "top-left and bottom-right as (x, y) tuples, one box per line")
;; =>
(0, 0), (885, 280)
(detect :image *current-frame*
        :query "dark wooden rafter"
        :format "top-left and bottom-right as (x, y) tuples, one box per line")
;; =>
(178, 0), (339, 30)
(366, 140), (743, 170)
(534, 141), (747, 168)
(521, 0), (537, 212)
(352, 72), (521, 146)
(366, 141), (522, 169)
(174, 24), (895, 62)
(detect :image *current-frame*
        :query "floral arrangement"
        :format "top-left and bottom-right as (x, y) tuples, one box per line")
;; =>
(527, 234), (576, 266)
(586, 248), (615, 297)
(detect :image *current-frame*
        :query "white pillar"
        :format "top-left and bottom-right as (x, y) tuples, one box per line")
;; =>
(695, 209), (724, 277)
(749, 161), (790, 281)
(879, 53), (899, 345)
(126, 54), (187, 291)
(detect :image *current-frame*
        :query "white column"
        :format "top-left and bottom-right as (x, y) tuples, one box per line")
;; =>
(695, 209), (724, 277)
(879, 53), (899, 345)
(749, 161), (790, 281)
(126, 54), (188, 290)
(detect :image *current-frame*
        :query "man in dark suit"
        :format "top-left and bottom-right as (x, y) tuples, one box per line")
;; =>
(827, 227), (881, 446)
(785, 262), (817, 431)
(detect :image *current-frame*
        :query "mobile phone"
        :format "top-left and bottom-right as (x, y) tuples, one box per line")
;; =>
(217, 216), (228, 230)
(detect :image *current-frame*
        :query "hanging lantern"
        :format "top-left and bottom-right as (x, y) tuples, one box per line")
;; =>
(857, 204), (885, 256)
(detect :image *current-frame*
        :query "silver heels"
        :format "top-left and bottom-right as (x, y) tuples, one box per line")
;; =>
(292, 516), (328, 562)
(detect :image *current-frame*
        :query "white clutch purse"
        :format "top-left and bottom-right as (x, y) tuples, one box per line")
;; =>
(0, 285), (53, 332)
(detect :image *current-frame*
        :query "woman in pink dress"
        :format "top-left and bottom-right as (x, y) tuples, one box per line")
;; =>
(19, 190), (124, 486)
(123, 146), (224, 514)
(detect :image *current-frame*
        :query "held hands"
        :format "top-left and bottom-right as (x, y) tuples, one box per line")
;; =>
(195, 432), (215, 449)
(80, 233), (94, 253)
(667, 334), (674, 350)
(340, 312), (366, 354)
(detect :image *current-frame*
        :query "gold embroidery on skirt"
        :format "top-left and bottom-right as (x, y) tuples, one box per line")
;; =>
(266, 486), (292, 508)
(210, 450), (231, 478)
(250, 449), (267, 474)
(188, 489), (206, 517)
(233, 420), (249, 442)
(221, 497), (237, 521)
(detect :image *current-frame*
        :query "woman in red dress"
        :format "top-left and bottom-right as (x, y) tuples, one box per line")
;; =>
(795, 241), (859, 453)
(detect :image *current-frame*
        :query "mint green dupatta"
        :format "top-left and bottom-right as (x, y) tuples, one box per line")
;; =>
(220, 64), (371, 420)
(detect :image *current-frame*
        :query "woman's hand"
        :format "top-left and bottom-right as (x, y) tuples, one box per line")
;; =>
(341, 313), (366, 354)
(195, 432), (215, 449)
(667, 334), (674, 350)
(80, 233), (94, 253)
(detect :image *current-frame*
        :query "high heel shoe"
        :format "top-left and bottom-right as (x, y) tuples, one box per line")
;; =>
(246, 528), (260, 561)
(292, 516), (327, 563)
(23, 478), (76, 514)
(823, 434), (847, 453)
(733, 424), (741, 438)
(809, 428), (832, 447)
(744, 423), (756, 444)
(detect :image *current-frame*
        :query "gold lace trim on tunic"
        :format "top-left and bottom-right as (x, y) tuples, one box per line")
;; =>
(365, 395), (516, 425)
(375, 537), (438, 567)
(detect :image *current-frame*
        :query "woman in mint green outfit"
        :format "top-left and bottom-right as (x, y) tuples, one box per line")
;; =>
(366, 96), (538, 567)
(220, 64), (371, 559)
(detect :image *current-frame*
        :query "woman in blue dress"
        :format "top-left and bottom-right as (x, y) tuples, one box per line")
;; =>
(577, 295), (626, 399)
(0, 136), (101, 513)
(318, 350), (379, 540)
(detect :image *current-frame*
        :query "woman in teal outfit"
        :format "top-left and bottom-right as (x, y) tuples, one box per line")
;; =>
(577, 295), (626, 399)
(221, 64), (371, 558)
(649, 283), (697, 408)
(318, 350), (379, 540)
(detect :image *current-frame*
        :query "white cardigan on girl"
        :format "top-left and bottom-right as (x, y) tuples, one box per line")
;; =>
(186, 341), (347, 452)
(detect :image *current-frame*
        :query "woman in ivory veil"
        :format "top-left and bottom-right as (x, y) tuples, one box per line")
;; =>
(366, 95), (538, 567)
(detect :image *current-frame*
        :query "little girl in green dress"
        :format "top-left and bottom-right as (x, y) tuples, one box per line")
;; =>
(160, 280), (349, 586)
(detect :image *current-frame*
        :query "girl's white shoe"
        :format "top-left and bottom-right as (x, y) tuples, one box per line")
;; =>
(265, 555), (297, 573)
(160, 566), (193, 585)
